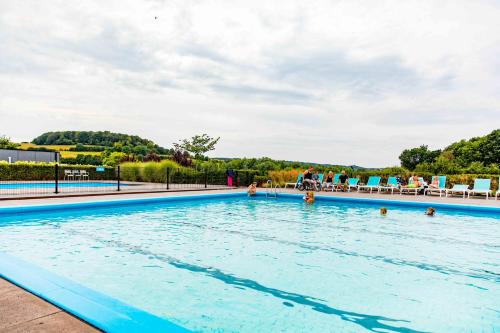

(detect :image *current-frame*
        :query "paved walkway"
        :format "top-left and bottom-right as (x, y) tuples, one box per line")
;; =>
(0, 278), (99, 333)
(0, 187), (497, 207)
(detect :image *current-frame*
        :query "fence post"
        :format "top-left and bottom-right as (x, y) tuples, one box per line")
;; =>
(166, 168), (170, 190)
(204, 170), (208, 188)
(117, 166), (121, 191)
(54, 163), (59, 194)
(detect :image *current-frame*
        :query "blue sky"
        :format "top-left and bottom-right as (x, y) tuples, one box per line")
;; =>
(0, 0), (499, 166)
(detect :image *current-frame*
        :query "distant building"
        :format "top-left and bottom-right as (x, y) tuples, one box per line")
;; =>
(0, 149), (60, 163)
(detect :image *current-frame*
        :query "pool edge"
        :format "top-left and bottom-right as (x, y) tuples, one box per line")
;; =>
(0, 252), (191, 333)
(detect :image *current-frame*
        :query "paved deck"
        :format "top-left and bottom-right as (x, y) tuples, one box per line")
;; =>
(0, 187), (497, 207)
(0, 278), (100, 333)
(0, 187), (497, 332)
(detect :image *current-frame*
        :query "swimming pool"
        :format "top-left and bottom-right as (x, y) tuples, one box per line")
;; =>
(0, 193), (498, 332)
(0, 181), (121, 189)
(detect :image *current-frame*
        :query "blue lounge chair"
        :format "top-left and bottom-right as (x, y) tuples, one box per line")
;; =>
(424, 176), (447, 197)
(357, 176), (381, 193)
(331, 173), (341, 192)
(286, 174), (302, 189)
(347, 178), (359, 192)
(378, 176), (400, 194)
(468, 178), (492, 199)
(446, 184), (469, 198)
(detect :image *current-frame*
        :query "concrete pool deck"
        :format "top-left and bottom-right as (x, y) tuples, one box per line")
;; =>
(0, 187), (498, 332)
(0, 278), (99, 333)
(0, 186), (498, 207)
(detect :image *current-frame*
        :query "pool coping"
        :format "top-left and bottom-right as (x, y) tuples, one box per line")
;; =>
(0, 252), (191, 333)
(0, 191), (498, 333)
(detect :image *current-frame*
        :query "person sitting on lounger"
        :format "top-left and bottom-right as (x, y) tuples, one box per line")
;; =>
(303, 167), (314, 189)
(428, 177), (439, 189)
(403, 176), (420, 188)
(336, 170), (349, 192)
(323, 171), (334, 190)
(311, 171), (320, 191)
(247, 182), (257, 196)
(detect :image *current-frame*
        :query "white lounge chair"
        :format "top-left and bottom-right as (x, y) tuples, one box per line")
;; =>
(446, 184), (469, 198)
(64, 169), (74, 180)
(468, 179), (492, 199)
(80, 170), (90, 181)
(72, 169), (81, 181)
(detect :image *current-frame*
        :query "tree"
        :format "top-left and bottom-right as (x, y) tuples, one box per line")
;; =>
(102, 152), (126, 166)
(0, 135), (19, 149)
(173, 134), (220, 159)
(399, 145), (441, 170)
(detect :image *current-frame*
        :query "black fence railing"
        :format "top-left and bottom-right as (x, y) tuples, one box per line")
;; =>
(0, 164), (237, 198)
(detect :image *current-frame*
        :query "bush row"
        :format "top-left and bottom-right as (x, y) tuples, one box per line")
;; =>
(0, 162), (114, 181)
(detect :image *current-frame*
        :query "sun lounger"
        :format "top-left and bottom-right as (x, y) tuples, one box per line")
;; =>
(378, 176), (400, 194)
(285, 174), (302, 189)
(357, 176), (381, 193)
(401, 177), (425, 196)
(331, 173), (341, 191)
(468, 178), (492, 199)
(64, 169), (74, 180)
(446, 184), (469, 198)
(424, 176), (447, 197)
(347, 178), (359, 192)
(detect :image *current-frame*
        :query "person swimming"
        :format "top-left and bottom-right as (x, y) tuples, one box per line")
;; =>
(247, 182), (257, 196)
(380, 207), (387, 215)
(425, 207), (435, 216)
(303, 191), (315, 203)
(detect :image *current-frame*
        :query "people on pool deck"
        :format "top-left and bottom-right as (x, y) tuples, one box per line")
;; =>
(336, 170), (349, 191)
(425, 207), (435, 216)
(302, 167), (315, 189)
(311, 171), (320, 191)
(380, 207), (387, 215)
(323, 171), (334, 190)
(303, 191), (315, 203)
(428, 177), (439, 189)
(247, 182), (257, 196)
(403, 175), (420, 188)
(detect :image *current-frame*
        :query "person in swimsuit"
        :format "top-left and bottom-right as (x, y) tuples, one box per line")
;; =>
(425, 207), (435, 216)
(304, 191), (315, 203)
(428, 177), (439, 189)
(247, 182), (257, 196)
(403, 175), (420, 188)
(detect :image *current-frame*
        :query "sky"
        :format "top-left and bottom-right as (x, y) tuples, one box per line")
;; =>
(1, 0), (499, 167)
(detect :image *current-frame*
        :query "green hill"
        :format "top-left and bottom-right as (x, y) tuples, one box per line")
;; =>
(32, 131), (170, 154)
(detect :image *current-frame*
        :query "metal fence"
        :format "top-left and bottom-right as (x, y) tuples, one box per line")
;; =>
(0, 164), (242, 199)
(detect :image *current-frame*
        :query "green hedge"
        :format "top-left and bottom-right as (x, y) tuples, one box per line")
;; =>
(0, 162), (115, 181)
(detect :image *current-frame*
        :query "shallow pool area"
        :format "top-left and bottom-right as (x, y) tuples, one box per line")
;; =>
(0, 193), (499, 332)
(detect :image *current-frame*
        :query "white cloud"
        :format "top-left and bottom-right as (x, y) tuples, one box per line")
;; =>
(0, 0), (499, 166)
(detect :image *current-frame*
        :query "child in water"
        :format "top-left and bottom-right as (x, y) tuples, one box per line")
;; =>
(380, 207), (387, 216)
(425, 207), (435, 216)
(247, 182), (257, 196)
(303, 191), (315, 203)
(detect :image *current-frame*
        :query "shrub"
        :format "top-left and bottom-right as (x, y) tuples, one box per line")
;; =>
(120, 162), (141, 182)
(0, 161), (114, 181)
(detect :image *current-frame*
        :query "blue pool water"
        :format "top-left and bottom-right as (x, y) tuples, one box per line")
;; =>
(0, 181), (121, 189)
(0, 194), (498, 332)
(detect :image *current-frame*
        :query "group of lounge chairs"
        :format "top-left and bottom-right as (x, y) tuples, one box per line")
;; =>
(286, 174), (498, 200)
(63, 169), (90, 181)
